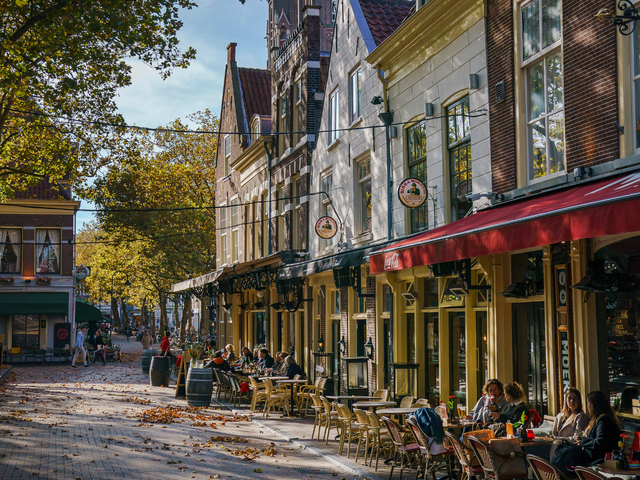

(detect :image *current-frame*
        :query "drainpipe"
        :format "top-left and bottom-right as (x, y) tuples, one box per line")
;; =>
(377, 67), (394, 241)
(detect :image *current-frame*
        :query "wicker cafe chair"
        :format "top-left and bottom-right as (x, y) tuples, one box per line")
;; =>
(381, 416), (420, 480)
(297, 377), (327, 415)
(309, 393), (324, 440)
(228, 375), (251, 407)
(445, 431), (483, 480)
(366, 411), (393, 471)
(406, 416), (454, 480)
(574, 467), (623, 480)
(336, 404), (359, 458)
(373, 389), (390, 401)
(249, 377), (267, 412)
(526, 454), (569, 480)
(400, 396), (415, 408)
(320, 396), (340, 444)
(263, 378), (290, 418)
(353, 408), (374, 465)
(467, 436), (528, 480)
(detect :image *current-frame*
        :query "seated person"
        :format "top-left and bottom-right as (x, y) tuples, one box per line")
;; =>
(489, 381), (530, 425)
(258, 348), (274, 369)
(284, 355), (302, 379)
(272, 351), (284, 373)
(470, 379), (508, 424)
(241, 347), (253, 365)
(553, 388), (589, 439)
(224, 344), (236, 363)
(205, 351), (230, 371)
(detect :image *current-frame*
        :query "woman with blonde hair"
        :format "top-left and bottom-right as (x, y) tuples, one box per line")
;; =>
(489, 382), (529, 424)
(224, 344), (236, 363)
(553, 388), (589, 439)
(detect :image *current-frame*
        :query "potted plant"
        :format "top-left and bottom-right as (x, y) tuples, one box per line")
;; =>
(188, 344), (203, 368)
(36, 275), (51, 285)
(0, 275), (14, 285)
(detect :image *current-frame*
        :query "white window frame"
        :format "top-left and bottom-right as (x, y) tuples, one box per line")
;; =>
(231, 198), (239, 263)
(224, 135), (231, 176)
(329, 89), (340, 144)
(520, 0), (564, 183)
(279, 93), (287, 155)
(35, 228), (61, 275)
(277, 184), (286, 252)
(219, 203), (228, 265)
(356, 158), (371, 235)
(292, 176), (301, 250)
(294, 78), (303, 144)
(349, 68), (362, 125)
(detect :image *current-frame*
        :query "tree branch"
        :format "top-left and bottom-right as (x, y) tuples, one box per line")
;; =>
(9, 0), (73, 43)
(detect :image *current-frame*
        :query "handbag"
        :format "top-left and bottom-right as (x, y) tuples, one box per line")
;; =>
(551, 440), (584, 478)
(487, 438), (528, 478)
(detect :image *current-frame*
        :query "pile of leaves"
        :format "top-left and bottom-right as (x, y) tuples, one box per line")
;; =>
(120, 396), (151, 405)
(136, 406), (184, 424)
(210, 436), (249, 443)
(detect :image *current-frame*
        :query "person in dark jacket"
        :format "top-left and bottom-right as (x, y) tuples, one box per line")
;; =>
(578, 390), (621, 465)
(205, 351), (230, 371)
(490, 382), (530, 425)
(284, 355), (302, 379)
(258, 348), (274, 369)
(241, 347), (253, 365)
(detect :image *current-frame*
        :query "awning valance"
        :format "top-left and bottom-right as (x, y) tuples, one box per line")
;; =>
(370, 172), (640, 274)
(278, 244), (381, 280)
(75, 301), (104, 323)
(171, 268), (225, 293)
(0, 292), (68, 315)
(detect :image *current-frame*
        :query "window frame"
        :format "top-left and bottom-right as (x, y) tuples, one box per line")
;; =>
(277, 183), (286, 252)
(406, 120), (429, 233)
(224, 135), (231, 176)
(35, 228), (61, 275)
(231, 198), (239, 263)
(279, 92), (287, 156)
(446, 96), (473, 222)
(294, 78), (303, 145)
(0, 227), (22, 274)
(356, 157), (372, 235)
(292, 176), (301, 250)
(219, 203), (228, 265)
(349, 67), (362, 125)
(329, 89), (340, 144)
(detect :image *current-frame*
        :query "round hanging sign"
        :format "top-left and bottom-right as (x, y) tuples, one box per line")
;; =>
(398, 178), (428, 208)
(315, 216), (338, 239)
(74, 264), (90, 280)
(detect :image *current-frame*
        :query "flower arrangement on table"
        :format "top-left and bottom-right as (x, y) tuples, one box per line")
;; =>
(36, 275), (51, 285)
(447, 395), (457, 420)
(0, 275), (14, 285)
(187, 343), (203, 365)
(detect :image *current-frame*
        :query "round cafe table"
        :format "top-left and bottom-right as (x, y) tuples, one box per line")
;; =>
(376, 407), (418, 417)
(352, 401), (396, 411)
(259, 376), (289, 381)
(276, 379), (308, 416)
(326, 395), (378, 408)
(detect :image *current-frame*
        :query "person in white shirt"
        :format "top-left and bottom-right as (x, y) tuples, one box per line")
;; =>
(470, 379), (508, 424)
(72, 326), (88, 367)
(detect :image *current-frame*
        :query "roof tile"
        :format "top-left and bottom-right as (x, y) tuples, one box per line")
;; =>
(359, 0), (414, 47)
(238, 68), (271, 122)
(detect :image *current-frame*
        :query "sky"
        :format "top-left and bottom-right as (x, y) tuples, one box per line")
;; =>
(76, 0), (269, 227)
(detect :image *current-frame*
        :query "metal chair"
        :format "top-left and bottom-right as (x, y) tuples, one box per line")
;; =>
(381, 416), (420, 480)
(406, 416), (454, 480)
(467, 435), (528, 480)
(526, 454), (566, 480)
(228, 375), (250, 407)
(445, 431), (483, 480)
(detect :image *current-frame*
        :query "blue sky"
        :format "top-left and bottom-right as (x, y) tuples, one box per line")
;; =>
(76, 0), (269, 227)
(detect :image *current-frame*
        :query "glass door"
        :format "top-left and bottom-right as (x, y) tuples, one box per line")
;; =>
(513, 302), (547, 415)
(476, 311), (488, 399)
(449, 312), (466, 401)
(424, 313), (440, 405)
(253, 312), (268, 347)
(331, 319), (341, 393)
(383, 318), (393, 389)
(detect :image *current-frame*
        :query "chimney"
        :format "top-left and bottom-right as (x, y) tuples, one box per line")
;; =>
(227, 42), (237, 63)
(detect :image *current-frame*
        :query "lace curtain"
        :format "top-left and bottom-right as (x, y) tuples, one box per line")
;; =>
(36, 229), (60, 274)
(7, 229), (21, 268)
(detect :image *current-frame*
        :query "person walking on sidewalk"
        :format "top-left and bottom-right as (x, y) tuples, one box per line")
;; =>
(141, 330), (152, 350)
(72, 326), (88, 368)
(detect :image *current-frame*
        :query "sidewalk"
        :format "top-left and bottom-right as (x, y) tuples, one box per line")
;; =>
(216, 396), (394, 480)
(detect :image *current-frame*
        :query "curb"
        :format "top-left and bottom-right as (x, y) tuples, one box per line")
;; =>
(218, 403), (386, 480)
(0, 365), (13, 381)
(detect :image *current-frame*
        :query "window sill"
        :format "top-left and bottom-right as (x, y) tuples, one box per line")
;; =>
(327, 138), (340, 151)
(352, 231), (372, 245)
(349, 117), (363, 129)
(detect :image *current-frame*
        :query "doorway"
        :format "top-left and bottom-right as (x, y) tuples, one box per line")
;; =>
(476, 311), (488, 399)
(356, 319), (366, 357)
(383, 318), (393, 389)
(512, 302), (547, 415)
(331, 319), (341, 394)
(423, 312), (440, 405)
(449, 312), (466, 401)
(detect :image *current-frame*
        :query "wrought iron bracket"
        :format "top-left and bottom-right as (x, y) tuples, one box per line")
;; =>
(597, 1), (640, 35)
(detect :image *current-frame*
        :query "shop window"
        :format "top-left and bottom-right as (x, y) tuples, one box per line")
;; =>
(403, 282), (417, 308)
(510, 250), (544, 297)
(422, 278), (439, 309)
(449, 313), (466, 400)
(356, 158), (371, 235)
(406, 313), (416, 362)
(331, 289), (341, 316)
(382, 283), (393, 314)
(441, 277), (465, 306)
(447, 97), (472, 221)
(407, 121), (428, 233)
(424, 312), (440, 405)
(355, 291), (366, 314)
(12, 314), (40, 350)
(0, 228), (21, 273)
(36, 229), (60, 274)
(521, 0), (563, 181)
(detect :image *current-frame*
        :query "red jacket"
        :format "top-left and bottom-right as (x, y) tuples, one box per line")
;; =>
(160, 337), (170, 353)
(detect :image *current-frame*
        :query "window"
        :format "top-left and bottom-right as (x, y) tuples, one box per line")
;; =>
(331, 289), (341, 316)
(321, 173), (334, 247)
(261, 192), (268, 257)
(245, 204), (251, 262)
(219, 204), (227, 264)
(406, 121), (428, 233)
(252, 200), (259, 260)
(231, 199), (239, 262)
(12, 315), (40, 350)
(356, 158), (371, 234)
(521, 0), (563, 181)
(447, 97), (472, 221)
(35, 229), (60, 274)
(224, 135), (231, 176)
(251, 118), (260, 142)
(292, 176), (301, 250)
(294, 79), (303, 144)
(329, 90), (339, 144)
(0, 228), (21, 273)
(349, 68), (362, 124)
(633, 26), (640, 150)
(279, 93), (287, 155)
(277, 184), (285, 251)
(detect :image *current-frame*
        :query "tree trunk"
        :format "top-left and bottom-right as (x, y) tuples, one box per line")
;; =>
(159, 293), (168, 337)
(199, 297), (209, 337)
(122, 299), (130, 327)
(141, 300), (147, 329)
(173, 298), (179, 334)
(111, 297), (121, 328)
(180, 296), (191, 344)
(150, 309), (156, 338)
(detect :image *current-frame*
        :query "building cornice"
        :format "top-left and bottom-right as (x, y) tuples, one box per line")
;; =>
(231, 134), (271, 173)
(0, 199), (80, 215)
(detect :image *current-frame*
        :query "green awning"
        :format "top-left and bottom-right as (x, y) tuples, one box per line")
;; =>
(0, 293), (69, 315)
(75, 301), (104, 323)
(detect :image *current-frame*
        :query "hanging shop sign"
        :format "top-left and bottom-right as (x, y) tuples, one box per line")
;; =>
(74, 264), (91, 280)
(315, 216), (338, 239)
(555, 263), (575, 408)
(398, 178), (427, 208)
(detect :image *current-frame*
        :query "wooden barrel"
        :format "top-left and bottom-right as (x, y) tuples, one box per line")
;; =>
(142, 349), (158, 375)
(149, 356), (171, 387)
(186, 367), (213, 406)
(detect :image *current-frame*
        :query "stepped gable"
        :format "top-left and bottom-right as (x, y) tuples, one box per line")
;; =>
(359, 0), (414, 47)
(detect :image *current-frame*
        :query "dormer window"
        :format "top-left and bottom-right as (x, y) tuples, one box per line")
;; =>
(251, 118), (261, 142)
(280, 28), (286, 46)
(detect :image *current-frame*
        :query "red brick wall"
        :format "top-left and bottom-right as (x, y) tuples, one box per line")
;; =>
(487, 0), (517, 194)
(563, 0), (619, 170)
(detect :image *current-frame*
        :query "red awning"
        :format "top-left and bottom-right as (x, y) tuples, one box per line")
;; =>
(370, 172), (640, 273)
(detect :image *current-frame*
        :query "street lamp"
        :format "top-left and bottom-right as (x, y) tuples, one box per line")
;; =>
(338, 336), (346, 355)
(318, 335), (325, 353)
(597, 2), (640, 35)
(364, 337), (374, 359)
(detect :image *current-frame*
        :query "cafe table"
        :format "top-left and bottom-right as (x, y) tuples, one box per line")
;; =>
(597, 464), (640, 478)
(442, 420), (476, 431)
(259, 376), (289, 381)
(352, 401), (397, 411)
(376, 407), (419, 419)
(276, 379), (308, 416)
(326, 395), (379, 408)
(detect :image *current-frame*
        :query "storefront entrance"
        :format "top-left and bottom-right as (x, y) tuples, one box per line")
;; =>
(449, 312), (466, 402)
(423, 312), (440, 405)
(513, 302), (547, 415)
(253, 312), (268, 347)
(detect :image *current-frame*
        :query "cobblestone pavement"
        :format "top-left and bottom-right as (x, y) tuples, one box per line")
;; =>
(0, 336), (357, 480)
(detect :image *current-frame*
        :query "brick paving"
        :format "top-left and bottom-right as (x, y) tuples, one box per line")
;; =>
(0, 336), (359, 480)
